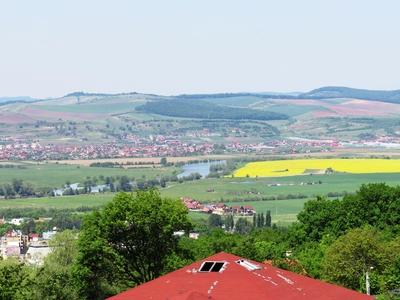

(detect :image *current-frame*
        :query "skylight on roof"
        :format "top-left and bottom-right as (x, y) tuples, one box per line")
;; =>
(199, 261), (226, 272)
(236, 259), (261, 271)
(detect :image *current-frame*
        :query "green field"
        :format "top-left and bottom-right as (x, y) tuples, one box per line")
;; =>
(188, 198), (308, 225)
(161, 172), (400, 202)
(0, 193), (114, 209)
(0, 162), (178, 188)
(0, 192), (307, 225)
(39, 102), (140, 114)
(2, 171), (400, 225)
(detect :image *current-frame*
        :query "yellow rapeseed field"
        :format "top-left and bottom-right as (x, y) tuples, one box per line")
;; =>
(233, 159), (400, 177)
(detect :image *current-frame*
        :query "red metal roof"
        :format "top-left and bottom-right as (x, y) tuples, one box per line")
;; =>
(108, 252), (372, 300)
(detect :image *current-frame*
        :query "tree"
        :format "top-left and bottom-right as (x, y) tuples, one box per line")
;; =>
(21, 219), (36, 235)
(265, 210), (272, 228)
(323, 226), (389, 292)
(208, 214), (223, 228)
(0, 259), (34, 299)
(297, 196), (340, 241)
(160, 157), (167, 166)
(34, 230), (80, 300)
(74, 190), (192, 299)
(260, 213), (265, 228)
(118, 176), (131, 192)
(234, 218), (252, 235)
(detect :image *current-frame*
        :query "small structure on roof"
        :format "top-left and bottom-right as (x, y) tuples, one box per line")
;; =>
(108, 252), (372, 300)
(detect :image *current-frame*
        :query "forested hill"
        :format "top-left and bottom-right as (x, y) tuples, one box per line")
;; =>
(299, 86), (400, 103)
(136, 99), (288, 121)
(175, 87), (400, 103)
(0, 96), (36, 104)
(3, 87), (400, 106)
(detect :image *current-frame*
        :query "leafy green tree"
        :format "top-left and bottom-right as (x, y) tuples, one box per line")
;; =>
(118, 176), (131, 192)
(265, 210), (272, 227)
(208, 214), (223, 228)
(297, 196), (340, 241)
(260, 213), (265, 227)
(0, 259), (34, 300)
(298, 184), (400, 242)
(235, 218), (252, 235)
(376, 237), (400, 294)
(225, 215), (234, 231)
(294, 241), (328, 279)
(74, 190), (192, 299)
(323, 226), (389, 292)
(34, 230), (80, 300)
(20, 219), (36, 235)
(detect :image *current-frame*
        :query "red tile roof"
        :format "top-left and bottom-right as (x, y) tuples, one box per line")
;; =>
(108, 252), (372, 300)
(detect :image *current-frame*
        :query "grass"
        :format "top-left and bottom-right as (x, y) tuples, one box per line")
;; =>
(0, 162), (178, 188)
(0, 193), (114, 209)
(0, 192), (306, 226)
(189, 198), (308, 225)
(161, 172), (400, 202)
(234, 158), (400, 177)
(39, 103), (138, 114)
(2, 171), (400, 225)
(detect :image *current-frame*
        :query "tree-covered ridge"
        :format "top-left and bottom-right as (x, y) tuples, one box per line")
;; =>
(136, 99), (289, 121)
(301, 86), (400, 103)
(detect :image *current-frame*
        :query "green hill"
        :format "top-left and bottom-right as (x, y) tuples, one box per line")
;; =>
(136, 99), (288, 121)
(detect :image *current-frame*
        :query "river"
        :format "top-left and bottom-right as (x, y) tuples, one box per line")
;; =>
(177, 160), (226, 179)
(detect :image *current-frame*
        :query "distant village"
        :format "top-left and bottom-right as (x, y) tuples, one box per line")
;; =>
(0, 136), (342, 161)
(181, 197), (256, 216)
(0, 217), (57, 265)
(2, 134), (399, 161)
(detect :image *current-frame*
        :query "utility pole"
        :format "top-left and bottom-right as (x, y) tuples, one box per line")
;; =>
(366, 266), (373, 295)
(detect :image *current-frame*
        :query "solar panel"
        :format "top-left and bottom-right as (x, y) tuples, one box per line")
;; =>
(210, 262), (225, 272)
(199, 261), (226, 272)
(199, 261), (214, 272)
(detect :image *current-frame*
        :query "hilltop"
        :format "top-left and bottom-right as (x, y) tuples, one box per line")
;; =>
(2, 87), (400, 149)
(300, 86), (400, 103)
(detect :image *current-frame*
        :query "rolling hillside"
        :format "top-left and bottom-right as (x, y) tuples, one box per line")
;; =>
(135, 99), (288, 120)
(2, 87), (400, 145)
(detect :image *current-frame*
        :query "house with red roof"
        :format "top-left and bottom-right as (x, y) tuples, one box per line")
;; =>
(108, 252), (372, 300)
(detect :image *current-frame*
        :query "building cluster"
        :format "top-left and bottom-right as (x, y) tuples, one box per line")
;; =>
(0, 228), (57, 265)
(6, 134), (400, 161)
(0, 140), (215, 160)
(53, 182), (109, 196)
(181, 197), (255, 216)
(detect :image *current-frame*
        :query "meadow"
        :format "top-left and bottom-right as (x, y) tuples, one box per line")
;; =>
(0, 162), (178, 188)
(188, 198), (307, 225)
(2, 162), (400, 225)
(234, 158), (400, 177)
(0, 192), (305, 225)
(161, 172), (400, 202)
(0, 193), (113, 209)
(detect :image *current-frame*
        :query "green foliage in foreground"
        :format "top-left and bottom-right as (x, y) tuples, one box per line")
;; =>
(74, 190), (192, 299)
(1, 184), (400, 299)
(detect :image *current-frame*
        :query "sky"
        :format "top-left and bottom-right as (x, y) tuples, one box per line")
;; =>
(1, 0), (400, 98)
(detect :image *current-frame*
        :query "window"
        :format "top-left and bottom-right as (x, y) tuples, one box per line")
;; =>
(199, 261), (226, 272)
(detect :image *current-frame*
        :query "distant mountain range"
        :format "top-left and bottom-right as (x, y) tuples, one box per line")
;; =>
(300, 87), (400, 103)
(3, 87), (400, 105)
(0, 96), (36, 105)
(176, 87), (400, 103)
